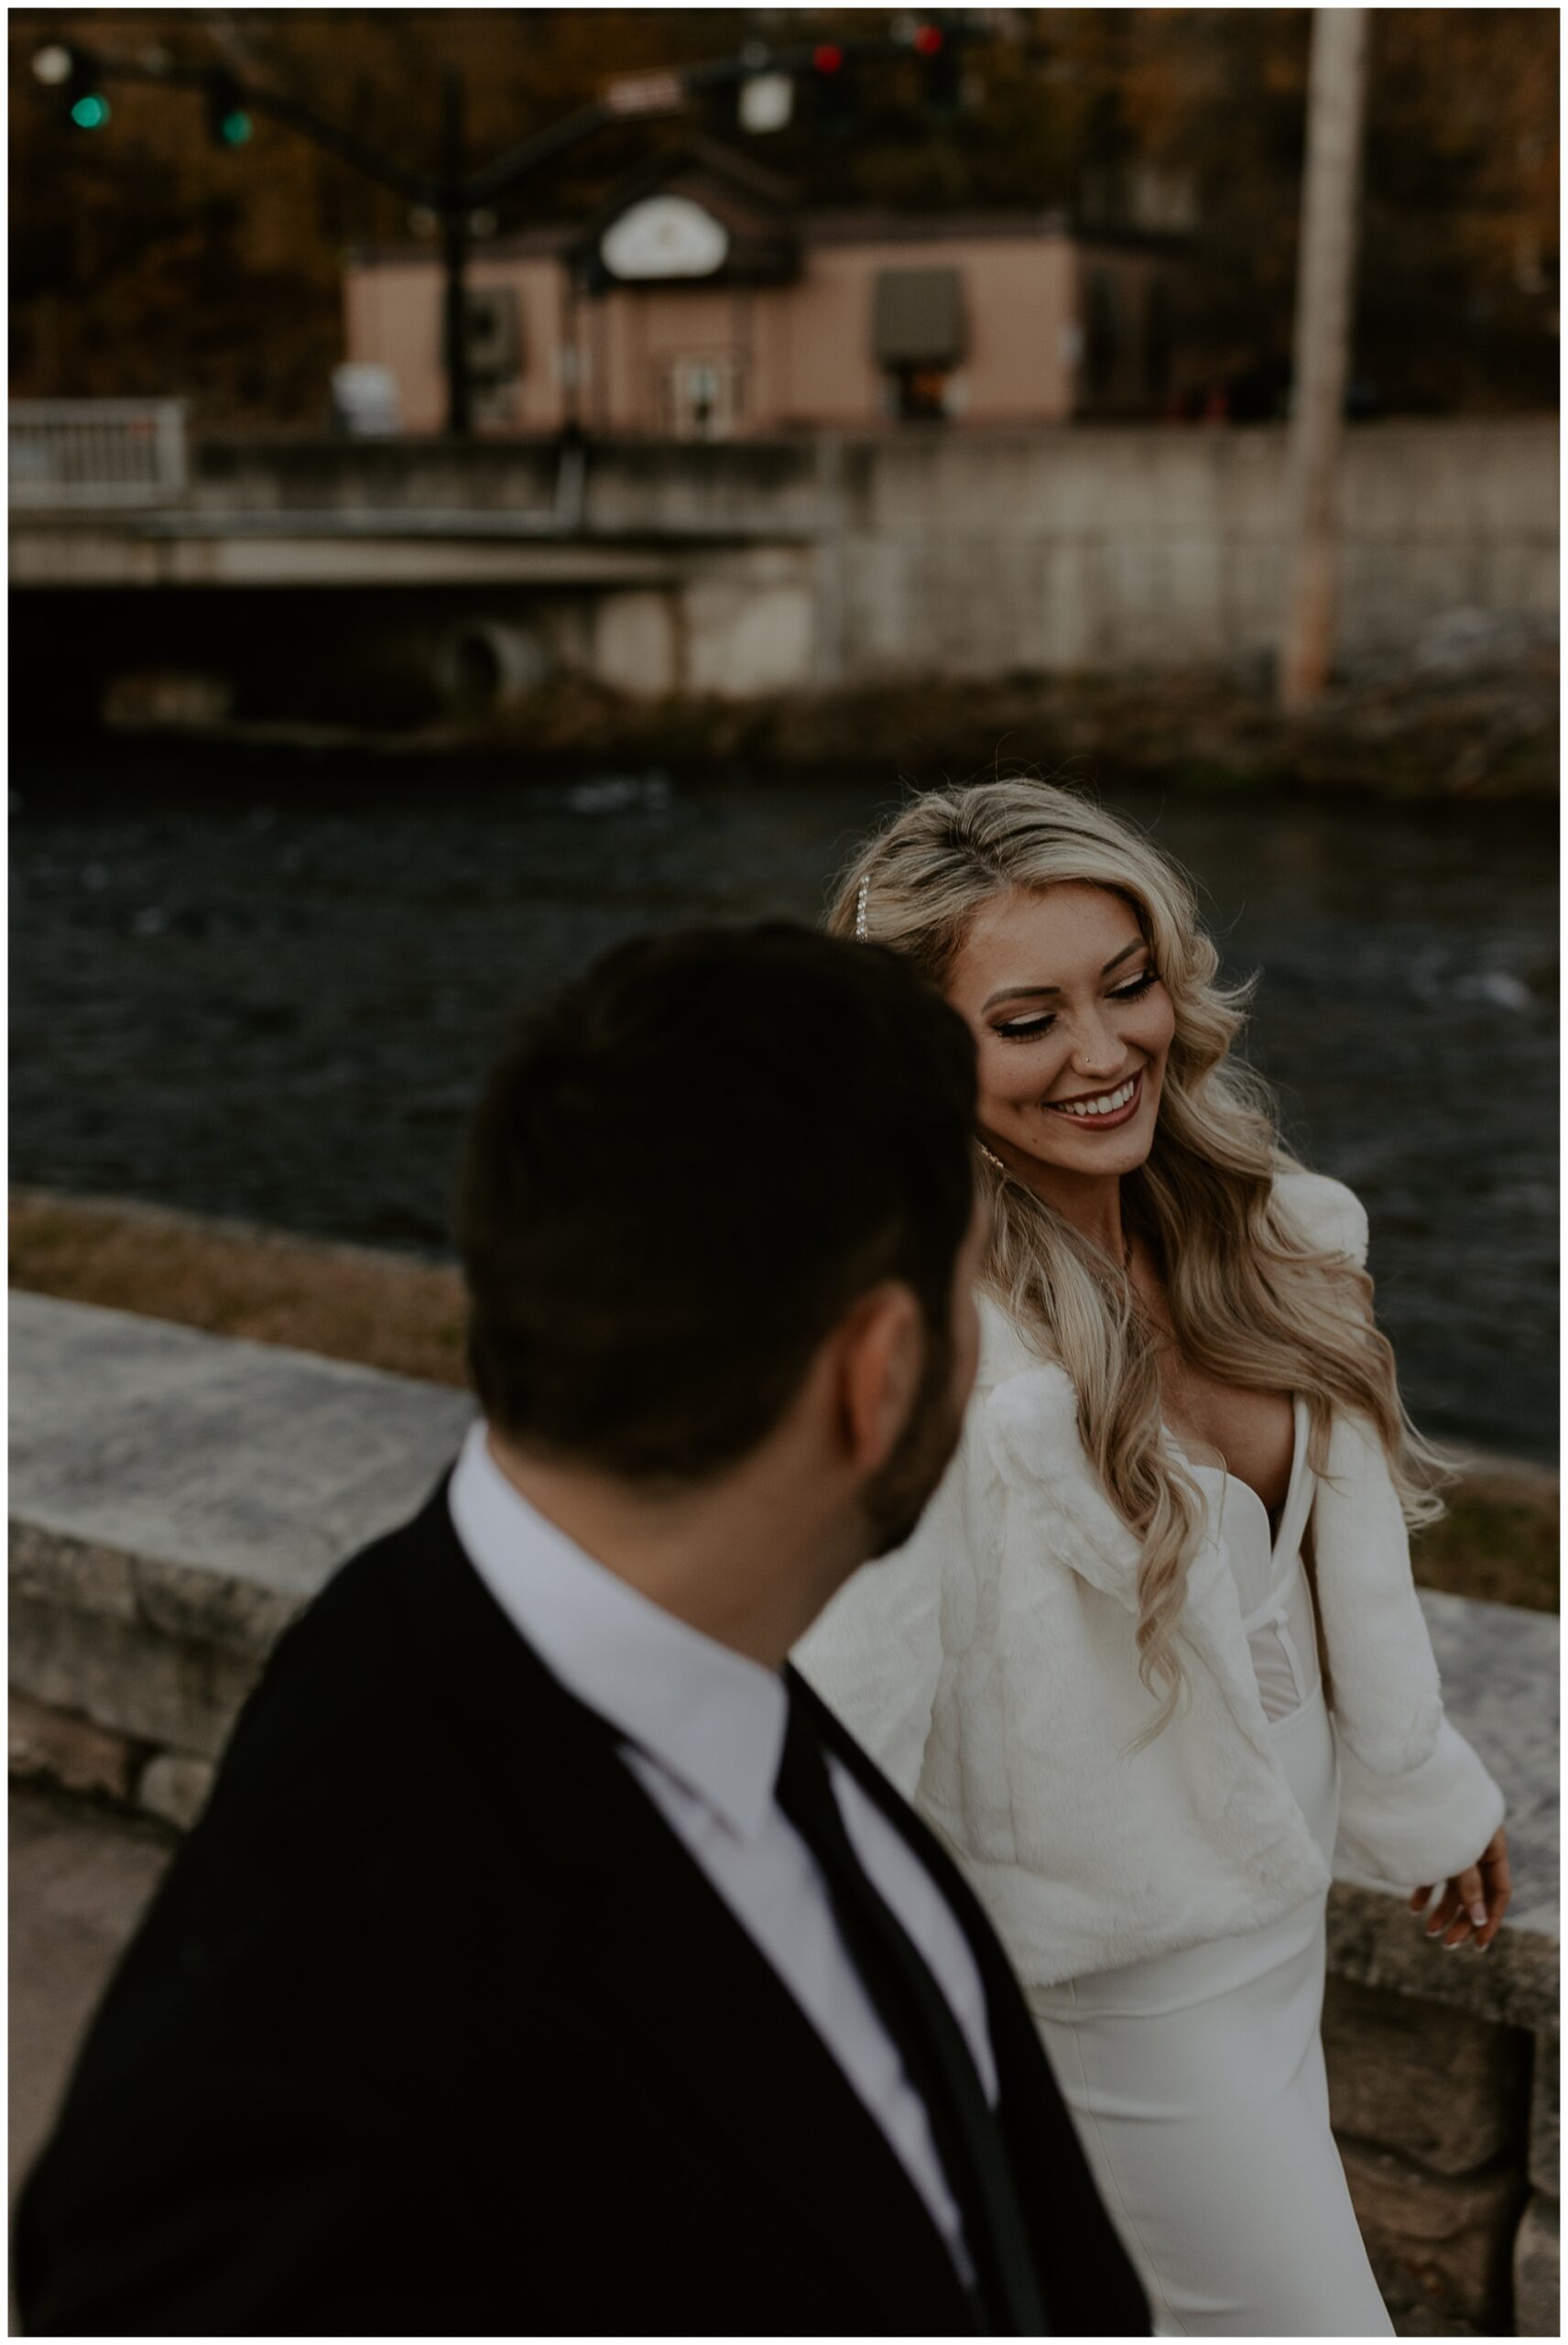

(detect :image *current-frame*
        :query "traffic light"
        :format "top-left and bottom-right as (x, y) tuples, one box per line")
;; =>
(206, 74), (254, 148)
(810, 41), (856, 139)
(913, 21), (962, 117)
(32, 45), (111, 130)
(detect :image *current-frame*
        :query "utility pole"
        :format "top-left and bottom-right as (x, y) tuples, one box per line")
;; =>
(440, 71), (472, 440)
(1277, 8), (1369, 711)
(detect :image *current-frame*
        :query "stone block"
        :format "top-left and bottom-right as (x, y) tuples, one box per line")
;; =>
(1328, 1878), (1559, 2040)
(132, 1550), (302, 1663)
(8, 1691), (143, 1804)
(1378, 2278), (1486, 2337)
(1323, 1975), (1531, 2176)
(9, 1519), (137, 1623)
(1530, 2034), (1559, 2199)
(1338, 2137), (1527, 2331)
(1514, 2191), (1560, 2338)
(137, 1751), (217, 1833)
(10, 1592), (260, 1763)
(9, 1291), (474, 1619)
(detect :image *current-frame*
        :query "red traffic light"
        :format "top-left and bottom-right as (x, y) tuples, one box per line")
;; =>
(812, 43), (844, 74)
(912, 23), (944, 56)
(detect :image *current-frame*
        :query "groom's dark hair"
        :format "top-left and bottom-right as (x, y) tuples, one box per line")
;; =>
(458, 922), (977, 1483)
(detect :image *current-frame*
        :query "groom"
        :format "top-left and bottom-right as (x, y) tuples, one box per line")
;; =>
(16, 923), (1148, 2338)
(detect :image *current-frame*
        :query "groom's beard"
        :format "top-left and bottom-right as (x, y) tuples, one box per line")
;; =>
(860, 1312), (964, 1560)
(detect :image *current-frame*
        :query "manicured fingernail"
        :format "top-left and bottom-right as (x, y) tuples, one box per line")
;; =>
(1469, 1903), (1488, 1926)
(1444, 1938), (1464, 1952)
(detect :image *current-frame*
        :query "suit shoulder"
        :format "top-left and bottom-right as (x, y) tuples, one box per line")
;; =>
(176, 1486), (458, 1863)
(255, 1478), (453, 1683)
(1270, 1167), (1369, 1266)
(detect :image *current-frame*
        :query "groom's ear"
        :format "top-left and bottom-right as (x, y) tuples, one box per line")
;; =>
(832, 1282), (925, 1477)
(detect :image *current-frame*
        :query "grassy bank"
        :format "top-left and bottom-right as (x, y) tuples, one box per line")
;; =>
(10, 1190), (468, 1388)
(12, 1188), (1556, 1615)
(103, 652), (1558, 802)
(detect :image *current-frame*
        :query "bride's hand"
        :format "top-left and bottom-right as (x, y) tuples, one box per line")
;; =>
(1409, 1827), (1511, 1952)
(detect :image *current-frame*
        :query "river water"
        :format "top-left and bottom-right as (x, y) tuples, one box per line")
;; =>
(11, 746), (1558, 1461)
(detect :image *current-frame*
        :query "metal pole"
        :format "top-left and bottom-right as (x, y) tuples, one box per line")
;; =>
(1277, 8), (1369, 711)
(441, 70), (472, 439)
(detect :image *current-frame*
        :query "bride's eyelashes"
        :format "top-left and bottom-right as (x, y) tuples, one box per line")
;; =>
(993, 968), (1162, 1042)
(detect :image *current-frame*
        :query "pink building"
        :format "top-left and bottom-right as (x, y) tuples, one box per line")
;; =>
(343, 144), (1177, 439)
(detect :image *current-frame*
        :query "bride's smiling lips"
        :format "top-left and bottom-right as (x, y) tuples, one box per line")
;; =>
(1041, 1069), (1145, 1130)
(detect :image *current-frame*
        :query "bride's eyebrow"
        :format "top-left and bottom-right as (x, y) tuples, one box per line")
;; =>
(983, 938), (1147, 1012)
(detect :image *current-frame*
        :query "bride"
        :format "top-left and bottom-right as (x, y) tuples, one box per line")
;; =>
(796, 778), (1508, 2336)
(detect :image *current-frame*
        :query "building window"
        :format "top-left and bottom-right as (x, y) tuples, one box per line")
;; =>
(463, 289), (523, 386)
(890, 363), (953, 421)
(872, 267), (964, 424)
(661, 354), (745, 441)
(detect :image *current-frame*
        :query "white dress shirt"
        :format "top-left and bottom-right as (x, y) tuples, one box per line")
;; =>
(447, 1419), (1000, 2282)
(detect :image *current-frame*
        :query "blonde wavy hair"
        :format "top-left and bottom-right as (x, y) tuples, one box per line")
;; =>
(829, 777), (1447, 1735)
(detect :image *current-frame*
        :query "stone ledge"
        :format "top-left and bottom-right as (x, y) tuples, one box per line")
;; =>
(1329, 1881), (1558, 2039)
(9, 1291), (1559, 2031)
(11, 1520), (303, 1663)
(1412, 1589), (1558, 1939)
(10, 1290), (474, 1646)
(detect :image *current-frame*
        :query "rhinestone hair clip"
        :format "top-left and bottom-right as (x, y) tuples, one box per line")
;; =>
(855, 865), (1001, 1175)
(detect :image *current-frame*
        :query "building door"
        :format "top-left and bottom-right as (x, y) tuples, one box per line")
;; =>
(662, 354), (745, 440)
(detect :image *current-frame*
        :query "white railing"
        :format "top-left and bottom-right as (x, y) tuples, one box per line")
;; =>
(8, 399), (188, 509)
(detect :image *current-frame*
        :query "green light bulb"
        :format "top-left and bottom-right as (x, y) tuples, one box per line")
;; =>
(70, 93), (110, 129)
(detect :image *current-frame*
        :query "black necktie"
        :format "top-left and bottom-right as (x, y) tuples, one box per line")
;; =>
(774, 1693), (1048, 2336)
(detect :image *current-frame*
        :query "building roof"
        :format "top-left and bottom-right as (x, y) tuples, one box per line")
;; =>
(346, 144), (1149, 270)
(800, 210), (1072, 245)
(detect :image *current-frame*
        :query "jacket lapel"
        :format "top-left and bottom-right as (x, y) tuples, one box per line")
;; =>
(391, 1480), (979, 2328)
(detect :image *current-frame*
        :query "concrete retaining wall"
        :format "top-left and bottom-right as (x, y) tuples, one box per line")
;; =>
(8, 1290), (1560, 2332)
(14, 420), (1556, 700)
(825, 422), (1557, 682)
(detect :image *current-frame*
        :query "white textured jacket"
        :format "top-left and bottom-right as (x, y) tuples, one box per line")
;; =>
(795, 1171), (1506, 1988)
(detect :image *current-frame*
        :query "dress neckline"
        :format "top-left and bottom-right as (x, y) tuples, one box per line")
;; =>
(1172, 1395), (1311, 1569)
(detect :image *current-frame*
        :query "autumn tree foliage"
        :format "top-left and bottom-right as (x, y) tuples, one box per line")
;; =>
(8, 6), (1558, 426)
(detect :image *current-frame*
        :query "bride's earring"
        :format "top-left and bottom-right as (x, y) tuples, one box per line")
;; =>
(976, 1139), (1007, 1173)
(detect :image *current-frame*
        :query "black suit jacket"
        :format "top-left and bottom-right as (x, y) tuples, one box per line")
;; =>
(15, 1475), (1149, 2338)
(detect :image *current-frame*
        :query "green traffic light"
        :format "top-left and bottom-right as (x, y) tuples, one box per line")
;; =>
(219, 108), (253, 146)
(69, 92), (110, 129)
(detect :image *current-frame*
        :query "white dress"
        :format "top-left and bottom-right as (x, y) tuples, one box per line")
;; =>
(1027, 1398), (1395, 2338)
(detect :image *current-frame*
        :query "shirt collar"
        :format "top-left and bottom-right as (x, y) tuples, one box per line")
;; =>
(447, 1418), (786, 1842)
